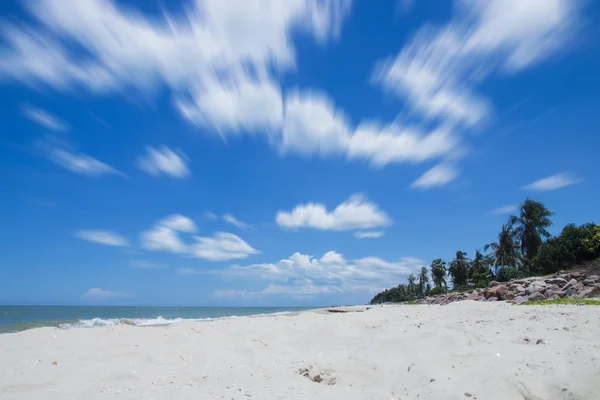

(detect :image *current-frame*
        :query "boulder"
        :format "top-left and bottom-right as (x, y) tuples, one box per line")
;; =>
(467, 291), (484, 301)
(485, 286), (500, 299)
(487, 297), (498, 302)
(525, 281), (547, 295)
(510, 284), (526, 295)
(586, 275), (600, 283)
(489, 281), (500, 287)
(528, 292), (545, 302)
(513, 296), (528, 305)
(564, 283), (585, 298)
(545, 277), (568, 288)
(503, 292), (516, 301)
(583, 278), (597, 286)
(577, 284), (600, 299)
(496, 285), (510, 299)
(561, 279), (578, 291)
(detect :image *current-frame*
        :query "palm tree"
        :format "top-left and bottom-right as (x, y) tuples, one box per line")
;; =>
(430, 259), (447, 289)
(470, 249), (491, 279)
(484, 224), (521, 274)
(417, 266), (430, 296)
(407, 273), (416, 296)
(510, 199), (554, 260)
(448, 250), (470, 288)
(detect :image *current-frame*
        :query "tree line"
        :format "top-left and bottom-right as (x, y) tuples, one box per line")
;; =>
(370, 199), (600, 304)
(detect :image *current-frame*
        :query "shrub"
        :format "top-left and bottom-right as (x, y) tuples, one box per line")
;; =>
(533, 223), (600, 274)
(476, 280), (489, 288)
(429, 287), (446, 296)
(496, 266), (521, 282)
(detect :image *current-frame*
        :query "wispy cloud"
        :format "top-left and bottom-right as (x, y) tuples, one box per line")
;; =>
(140, 215), (259, 261)
(50, 148), (123, 177)
(354, 230), (384, 239)
(492, 205), (518, 215)
(524, 173), (581, 191)
(74, 230), (130, 247)
(81, 288), (129, 301)
(130, 259), (166, 269)
(276, 194), (391, 231)
(136, 146), (190, 179)
(222, 214), (251, 230)
(21, 104), (67, 132)
(410, 163), (458, 189)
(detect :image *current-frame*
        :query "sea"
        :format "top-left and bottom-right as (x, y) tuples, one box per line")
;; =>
(0, 306), (316, 334)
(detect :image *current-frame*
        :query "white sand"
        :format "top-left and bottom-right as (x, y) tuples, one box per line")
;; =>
(1, 302), (600, 400)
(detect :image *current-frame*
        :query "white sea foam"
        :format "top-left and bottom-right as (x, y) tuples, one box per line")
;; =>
(57, 311), (296, 330)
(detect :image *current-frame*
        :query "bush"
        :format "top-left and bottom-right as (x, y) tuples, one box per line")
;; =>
(533, 223), (600, 274)
(429, 287), (446, 296)
(476, 280), (489, 288)
(496, 266), (521, 282)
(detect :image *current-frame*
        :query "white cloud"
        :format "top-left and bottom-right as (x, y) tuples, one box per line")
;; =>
(136, 146), (190, 178)
(140, 215), (259, 261)
(524, 173), (581, 191)
(50, 148), (123, 177)
(130, 259), (166, 269)
(81, 288), (128, 300)
(21, 104), (67, 131)
(0, 0), (350, 133)
(74, 230), (129, 247)
(280, 90), (351, 156)
(276, 194), (391, 231)
(140, 214), (197, 254)
(410, 163), (458, 189)
(354, 230), (384, 239)
(374, 0), (578, 127)
(218, 251), (424, 298)
(223, 214), (250, 230)
(492, 205), (518, 215)
(190, 232), (260, 261)
(203, 211), (219, 220)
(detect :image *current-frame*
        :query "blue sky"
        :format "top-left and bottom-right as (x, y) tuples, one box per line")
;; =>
(1, 0), (599, 307)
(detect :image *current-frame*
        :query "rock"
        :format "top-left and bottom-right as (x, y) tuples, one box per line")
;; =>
(561, 279), (578, 291)
(525, 281), (547, 295)
(528, 292), (545, 302)
(577, 284), (600, 298)
(544, 290), (559, 300)
(464, 392), (473, 397)
(545, 277), (568, 288)
(503, 292), (516, 300)
(565, 283), (585, 298)
(513, 296), (528, 305)
(467, 291), (484, 301)
(586, 275), (600, 283)
(583, 278), (597, 286)
(496, 285), (509, 299)
(486, 286), (500, 299)
(510, 284), (526, 295)
(487, 297), (498, 302)
(489, 281), (500, 287)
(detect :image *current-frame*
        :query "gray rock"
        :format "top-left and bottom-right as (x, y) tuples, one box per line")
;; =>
(528, 292), (545, 302)
(561, 279), (578, 291)
(489, 281), (500, 287)
(577, 284), (600, 299)
(513, 296), (528, 305)
(545, 277), (568, 288)
(525, 281), (547, 295)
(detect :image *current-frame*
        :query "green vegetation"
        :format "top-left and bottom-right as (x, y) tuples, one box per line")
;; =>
(370, 198), (600, 305)
(519, 298), (600, 306)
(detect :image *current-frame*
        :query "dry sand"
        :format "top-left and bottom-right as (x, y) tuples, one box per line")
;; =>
(1, 301), (599, 399)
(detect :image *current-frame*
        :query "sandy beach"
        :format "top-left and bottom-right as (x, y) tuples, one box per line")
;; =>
(1, 302), (599, 400)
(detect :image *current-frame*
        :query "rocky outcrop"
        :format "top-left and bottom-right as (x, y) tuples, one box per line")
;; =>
(420, 270), (600, 306)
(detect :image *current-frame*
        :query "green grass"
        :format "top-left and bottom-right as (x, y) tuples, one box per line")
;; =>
(519, 298), (600, 306)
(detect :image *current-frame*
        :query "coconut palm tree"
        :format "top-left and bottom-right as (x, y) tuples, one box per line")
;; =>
(430, 259), (447, 289)
(417, 266), (430, 296)
(470, 249), (491, 279)
(448, 250), (470, 288)
(407, 273), (417, 296)
(510, 199), (554, 261)
(484, 224), (521, 274)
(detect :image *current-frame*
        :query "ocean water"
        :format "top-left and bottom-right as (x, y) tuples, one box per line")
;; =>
(0, 306), (315, 334)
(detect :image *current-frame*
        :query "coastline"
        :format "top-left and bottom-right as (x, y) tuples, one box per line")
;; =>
(2, 302), (599, 399)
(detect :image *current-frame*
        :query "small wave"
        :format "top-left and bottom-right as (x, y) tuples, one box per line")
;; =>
(58, 316), (191, 329)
